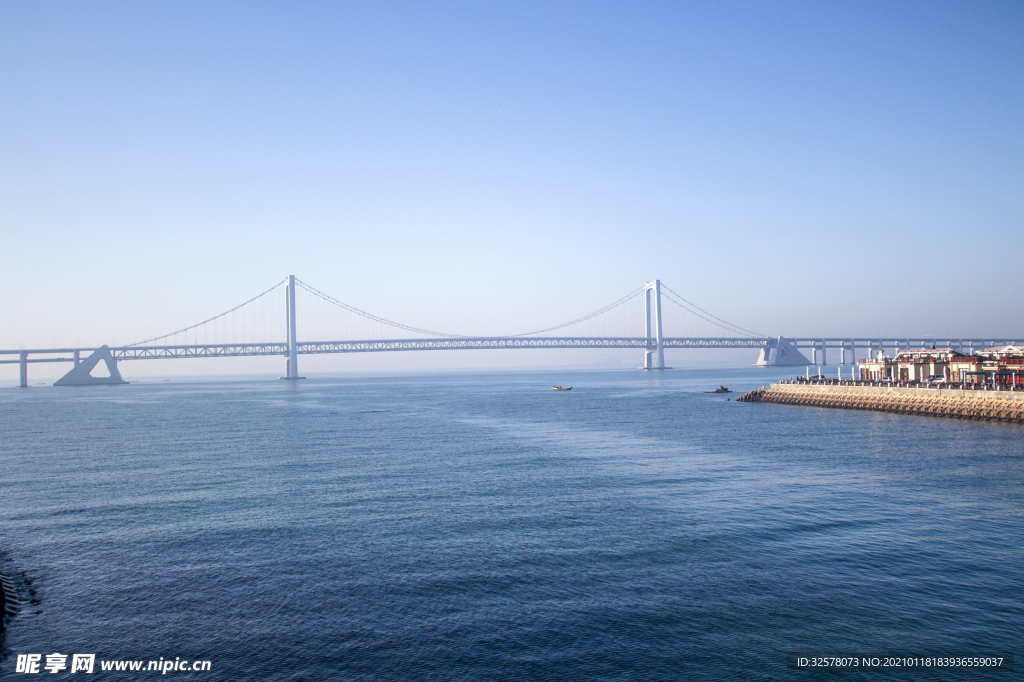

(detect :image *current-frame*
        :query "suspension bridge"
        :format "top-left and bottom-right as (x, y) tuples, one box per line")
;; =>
(2, 276), (1017, 386)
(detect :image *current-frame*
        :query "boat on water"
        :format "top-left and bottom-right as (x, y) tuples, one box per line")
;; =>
(552, 386), (572, 391)
(706, 385), (732, 393)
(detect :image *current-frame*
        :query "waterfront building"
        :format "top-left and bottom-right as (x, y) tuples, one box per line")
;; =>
(858, 345), (1024, 386)
(859, 347), (970, 382)
(858, 354), (895, 381)
(972, 345), (1024, 387)
(948, 355), (982, 383)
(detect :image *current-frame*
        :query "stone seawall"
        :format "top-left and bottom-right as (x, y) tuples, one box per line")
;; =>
(737, 383), (1024, 423)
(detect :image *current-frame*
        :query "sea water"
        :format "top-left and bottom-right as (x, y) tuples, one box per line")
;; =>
(1, 367), (1021, 680)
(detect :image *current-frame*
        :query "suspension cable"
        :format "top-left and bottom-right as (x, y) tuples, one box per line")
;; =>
(295, 279), (467, 338)
(126, 277), (763, 347)
(510, 286), (646, 337)
(660, 284), (764, 337)
(127, 279), (289, 346)
(661, 290), (761, 337)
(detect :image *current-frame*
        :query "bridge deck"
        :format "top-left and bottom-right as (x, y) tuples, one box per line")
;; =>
(1, 337), (1018, 363)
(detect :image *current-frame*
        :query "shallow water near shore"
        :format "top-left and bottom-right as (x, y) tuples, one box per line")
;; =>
(1, 367), (1022, 680)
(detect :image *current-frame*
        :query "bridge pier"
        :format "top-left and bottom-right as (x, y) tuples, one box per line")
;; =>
(808, 342), (822, 366)
(838, 340), (857, 365)
(19, 352), (27, 388)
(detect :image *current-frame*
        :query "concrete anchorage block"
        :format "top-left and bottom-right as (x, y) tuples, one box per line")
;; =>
(53, 346), (128, 386)
(754, 336), (812, 366)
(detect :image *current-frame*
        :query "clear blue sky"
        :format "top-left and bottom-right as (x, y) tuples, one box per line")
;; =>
(2, 1), (1022, 376)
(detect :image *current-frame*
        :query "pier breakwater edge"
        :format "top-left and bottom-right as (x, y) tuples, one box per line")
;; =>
(738, 382), (1024, 423)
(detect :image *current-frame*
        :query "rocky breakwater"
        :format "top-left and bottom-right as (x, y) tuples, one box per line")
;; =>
(737, 383), (1024, 424)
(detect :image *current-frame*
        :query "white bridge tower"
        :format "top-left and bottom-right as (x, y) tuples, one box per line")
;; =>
(641, 280), (669, 370)
(281, 274), (304, 380)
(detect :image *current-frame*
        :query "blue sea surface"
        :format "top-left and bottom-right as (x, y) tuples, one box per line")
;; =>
(0, 367), (1021, 680)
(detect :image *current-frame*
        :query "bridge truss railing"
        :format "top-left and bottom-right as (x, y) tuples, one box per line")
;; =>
(782, 338), (1022, 366)
(79, 336), (771, 360)
(102, 336), (1021, 361)
(5, 338), (1019, 364)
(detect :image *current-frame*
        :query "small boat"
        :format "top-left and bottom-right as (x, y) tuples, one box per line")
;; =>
(706, 385), (732, 393)
(552, 386), (572, 391)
